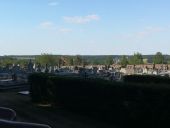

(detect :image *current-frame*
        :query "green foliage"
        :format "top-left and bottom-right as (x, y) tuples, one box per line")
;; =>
(35, 53), (57, 66)
(0, 56), (15, 66)
(74, 55), (83, 65)
(105, 56), (113, 65)
(29, 73), (170, 127)
(16, 59), (28, 67)
(153, 52), (164, 64)
(68, 57), (74, 66)
(129, 52), (143, 64)
(120, 55), (129, 67)
(28, 73), (55, 103)
(123, 75), (170, 84)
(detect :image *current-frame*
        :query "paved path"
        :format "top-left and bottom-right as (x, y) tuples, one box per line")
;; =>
(0, 91), (118, 128)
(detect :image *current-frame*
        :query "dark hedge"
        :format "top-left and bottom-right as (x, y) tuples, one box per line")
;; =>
(28, 73), (170, 128)
(123, 75), (170, 84)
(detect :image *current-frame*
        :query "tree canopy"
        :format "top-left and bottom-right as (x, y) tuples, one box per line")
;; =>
(120, 55), (129, 67)
(129, 52), (143, 65)
(105, 56), (113, 65)
(35, 54), (57, 66)
(153, 52), (164, 64)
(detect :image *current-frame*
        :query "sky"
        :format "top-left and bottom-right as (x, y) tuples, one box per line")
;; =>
(0, 0), (170, 55)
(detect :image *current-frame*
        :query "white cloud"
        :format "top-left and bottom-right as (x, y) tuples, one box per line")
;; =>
(40, 21), (55, 29)
(135, 27), (165, 38)
(113, 26), (166, 41)
(63, 14), (100, 24)
(48, 1), (59, 6)
(39, 21), (72, 34)
(59, 28), (72, 33)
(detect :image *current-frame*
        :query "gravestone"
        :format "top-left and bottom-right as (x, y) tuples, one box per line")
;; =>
(27, 60), (34, 73)
(36, 64), (41, 72)
(45, 64), (49, 73)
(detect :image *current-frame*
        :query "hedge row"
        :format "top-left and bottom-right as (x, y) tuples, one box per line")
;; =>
(123, 75), (170, 84)
(28, 73), (170, 128)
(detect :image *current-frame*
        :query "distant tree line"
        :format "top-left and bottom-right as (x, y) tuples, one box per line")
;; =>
(119, 52), (166, 67)
(0, 56), (28, 68)
(0, 52), (168, 68)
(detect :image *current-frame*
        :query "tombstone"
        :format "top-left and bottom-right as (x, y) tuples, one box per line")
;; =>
(27, 60), (34, 73)
(92, 67), (98, 74)
(45, 64), (49, 73)
(33, 63), (36, 70)
(49, 66), (54, 73)
(12, 64), (21, 74)
(12, 73), (17, 81)
(36, 64), (41, 72)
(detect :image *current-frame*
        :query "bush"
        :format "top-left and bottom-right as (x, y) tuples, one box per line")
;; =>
(123, 75), (170, 84)
(28, 73), (54, 103)
(28, 73), (170, 128)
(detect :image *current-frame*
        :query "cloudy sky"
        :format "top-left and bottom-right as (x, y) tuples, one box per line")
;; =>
(0, 0), (170, 55)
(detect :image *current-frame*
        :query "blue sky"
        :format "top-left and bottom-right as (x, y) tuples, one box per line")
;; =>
(0, 0), (170, 55)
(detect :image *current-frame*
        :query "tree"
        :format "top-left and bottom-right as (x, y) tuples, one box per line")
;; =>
(68, 57), (74, 66)
(35, 54), (57, 66)
(153, 52), (164, 64)
(0, 56), (15, 67)
(120, 55), (129, 67)
(16, 59), (28, 68)
(129, 52), (143, 64)
(74, 55), (83, 65)
(82, 58), (89, 67)
(105, 56), (113, 66)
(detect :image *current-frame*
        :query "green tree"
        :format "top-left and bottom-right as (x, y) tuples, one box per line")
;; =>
(0, 56), (15, 67)
(129, 52), (143, 64)
(82, 58), (89, 67)
(74, 55), (83, 65)
(16, 59), (28, 68)
(105, 56), (113, 65)
(35, 54), (57, 66)
(153, 52), (164, 64)
(68, 57), (74, 66)
(120, 55), (129, 67)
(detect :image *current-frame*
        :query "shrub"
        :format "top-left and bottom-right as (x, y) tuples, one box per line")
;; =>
(28, 73), (54, 103)
(123, 75), (170, 84)
(28, 73), (170, 127)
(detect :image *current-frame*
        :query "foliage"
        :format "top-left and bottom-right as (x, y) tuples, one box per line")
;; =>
(68, 57), (74, 66)
(82, 58), (88, 67)
(74, 55), (83, 65)
(28, 73), (55, 103)
(0, 56), (15, 67)
(129, 52), (143, 64)
(120, 55), (129, 67)
(29, 73), (170, 127)
(35, 53), (57, 66)
(105, 56), (113, 65)
(153, 52), (164, 64)
(123, 75), (170, 84)
(16, 59), (28, 67)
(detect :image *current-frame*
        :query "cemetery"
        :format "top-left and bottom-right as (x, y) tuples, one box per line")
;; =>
(1, 58), (170, 128)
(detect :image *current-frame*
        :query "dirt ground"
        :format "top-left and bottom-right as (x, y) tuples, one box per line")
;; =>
(0, 90), (117, 128)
